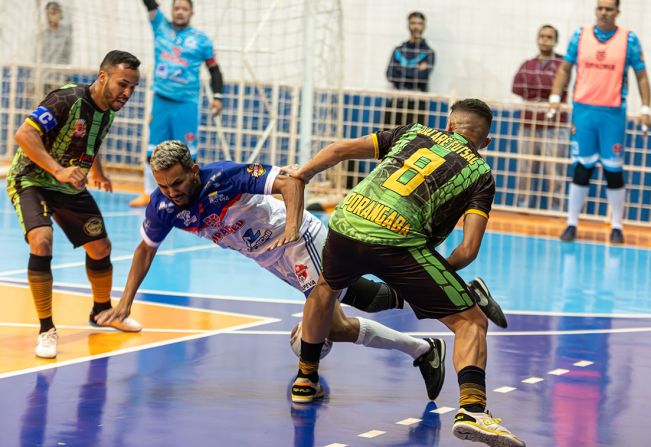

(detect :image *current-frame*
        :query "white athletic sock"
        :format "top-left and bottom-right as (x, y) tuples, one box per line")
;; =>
(606, 187), (625, 230)
(144, 166), (156, 195)
(567, 183), (589, 226)
(354, 317), (430, 359)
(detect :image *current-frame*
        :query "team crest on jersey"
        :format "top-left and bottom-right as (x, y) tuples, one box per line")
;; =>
(83, 217), (104, 237)
(596, 50), (607, 62)
(203, 213), (222, 228)
(176, 210), (198, 227)
(72, 119), (87, 138)
(246, 163), (266, 178)
(242, 228), (272, 251)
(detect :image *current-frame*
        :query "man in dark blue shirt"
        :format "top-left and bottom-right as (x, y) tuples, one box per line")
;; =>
(384, 11), (435, 127)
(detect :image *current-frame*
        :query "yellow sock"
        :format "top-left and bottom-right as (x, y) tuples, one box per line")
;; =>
(459, 382), (487, 410)
(87, 266), (112, 305)
(28, 270), (53, 320)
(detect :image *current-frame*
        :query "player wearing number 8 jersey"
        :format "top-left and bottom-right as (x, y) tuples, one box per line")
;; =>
(290, 99), (525, 447)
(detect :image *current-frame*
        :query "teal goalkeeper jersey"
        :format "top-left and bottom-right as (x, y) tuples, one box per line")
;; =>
(329, 123), (495, 247)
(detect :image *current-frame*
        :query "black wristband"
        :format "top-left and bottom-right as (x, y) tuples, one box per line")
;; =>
(143, 0), (159, 12)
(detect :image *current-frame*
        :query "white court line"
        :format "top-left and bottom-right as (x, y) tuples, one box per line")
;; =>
(522, 377), (544, 384)
(494, 386), (517, 393)
(0, 243), (217, 277)
(358, 430), (386, 438)
(548, 368), (570, 376)
(0, 322), (236, 334)
(430, 406), (456, 414)
(574, 360), (594, 367)
(396, 418), (421, 426)
(0, 317), (275, 380)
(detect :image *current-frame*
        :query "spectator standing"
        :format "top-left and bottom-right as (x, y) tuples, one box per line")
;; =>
(512, 25), (569, 211)
(384, 11), (435, 127)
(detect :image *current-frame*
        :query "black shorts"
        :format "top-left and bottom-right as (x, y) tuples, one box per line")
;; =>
(9, 186), (108, 248)
(322, 231), (476, 320)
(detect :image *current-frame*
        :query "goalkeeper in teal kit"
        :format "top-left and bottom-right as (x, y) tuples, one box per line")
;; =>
(131, 0), (224, 207)
(289, 99), (524, 447)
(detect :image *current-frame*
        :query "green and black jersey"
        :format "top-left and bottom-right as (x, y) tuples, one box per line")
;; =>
(329, 123), (495, 247)
(7, 84), (115, 195)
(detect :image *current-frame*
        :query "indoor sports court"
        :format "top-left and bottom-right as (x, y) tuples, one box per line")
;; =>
(2, 0), (651, 446)
(1, 190), (650, 446)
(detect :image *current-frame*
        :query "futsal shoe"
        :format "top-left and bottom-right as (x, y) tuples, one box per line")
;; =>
(413, 337), (446, 401)
(610, 228), (624, 244)
(468, 278), (508, 328)
(35, 328), (58, 359)
(89, 313), (143, 332)
(129, 193), (150, 207)
(560, 225), (577, 242)
(291, 376), (324, 403)
(452, 408), (526, 447)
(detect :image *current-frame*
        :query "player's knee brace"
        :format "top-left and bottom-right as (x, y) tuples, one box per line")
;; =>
(341, 278), (403, 313)
(603, 169), (624, 189)
(86, 254), (112, 272)
(572, 163), (595, 186)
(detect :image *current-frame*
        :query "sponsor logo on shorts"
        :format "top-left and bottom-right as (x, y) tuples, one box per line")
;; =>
(83, 217), (104, 237)
(295, 263), (308, 282)
(243, 228), (272, 250)
(612, 143), (623, 155)
(246, 163), (266, 178)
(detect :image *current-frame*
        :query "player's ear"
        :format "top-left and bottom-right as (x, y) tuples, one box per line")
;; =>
(191, 164), (200, 174)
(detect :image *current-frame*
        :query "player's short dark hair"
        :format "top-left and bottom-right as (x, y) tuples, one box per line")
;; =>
(173, 0), (194, 9)
(539, 24), (559, 41)
(99, 50), (141, 72)
(408, 11), (426, 21)
(450, 99), (493, 128)
(45, 1), (62, 11)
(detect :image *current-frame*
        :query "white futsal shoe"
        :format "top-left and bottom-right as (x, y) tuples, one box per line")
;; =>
(89, 313), (143, 332)
(35, 328), (58, 358)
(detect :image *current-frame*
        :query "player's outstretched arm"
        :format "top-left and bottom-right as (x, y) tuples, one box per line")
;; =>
(142, 0), (159, 20)
(294, 136), (376, 184)
(95, 240), (158, 324)
(634, 69), (651, 130)
(267, 174), (305, 250)
(446, 213), (488, 271)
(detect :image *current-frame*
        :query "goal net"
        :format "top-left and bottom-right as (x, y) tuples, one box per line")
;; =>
(0, 0), (344, 190)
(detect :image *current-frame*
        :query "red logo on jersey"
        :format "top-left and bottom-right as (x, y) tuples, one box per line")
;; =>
(613, 143), (623, 155)
(295, 264), (308, 282)
(72, 119), (87, 138)
(596, 50), (607, 62)
(185, 132), (196, 144)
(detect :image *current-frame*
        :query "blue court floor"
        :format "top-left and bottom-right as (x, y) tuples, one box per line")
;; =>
(1, 185), (650, 447)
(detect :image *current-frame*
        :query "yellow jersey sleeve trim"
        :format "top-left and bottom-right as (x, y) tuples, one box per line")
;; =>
(465, 209), (489, 219)
(371, 133), (379, 159)
(26, 118), (44, 136)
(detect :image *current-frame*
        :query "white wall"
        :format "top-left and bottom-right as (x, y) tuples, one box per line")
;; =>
(341, 0), (651, 109)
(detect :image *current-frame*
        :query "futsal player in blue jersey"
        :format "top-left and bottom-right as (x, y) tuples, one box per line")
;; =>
(100, 140), (453, 400)
(130, 0), (224, 207)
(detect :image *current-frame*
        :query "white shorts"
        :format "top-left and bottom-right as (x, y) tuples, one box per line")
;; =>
(263, 219), (346, 299)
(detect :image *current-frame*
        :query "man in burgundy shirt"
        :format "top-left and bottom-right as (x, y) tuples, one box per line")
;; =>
(512, 25), (569, 211)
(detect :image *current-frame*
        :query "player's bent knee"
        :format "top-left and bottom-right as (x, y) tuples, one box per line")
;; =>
(572, 163), (595, 186)
(603, 169), (624, 189)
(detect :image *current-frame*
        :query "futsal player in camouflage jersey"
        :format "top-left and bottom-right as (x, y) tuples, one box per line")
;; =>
(6, 50), (142, 359)
(290, 99), (525, 447)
